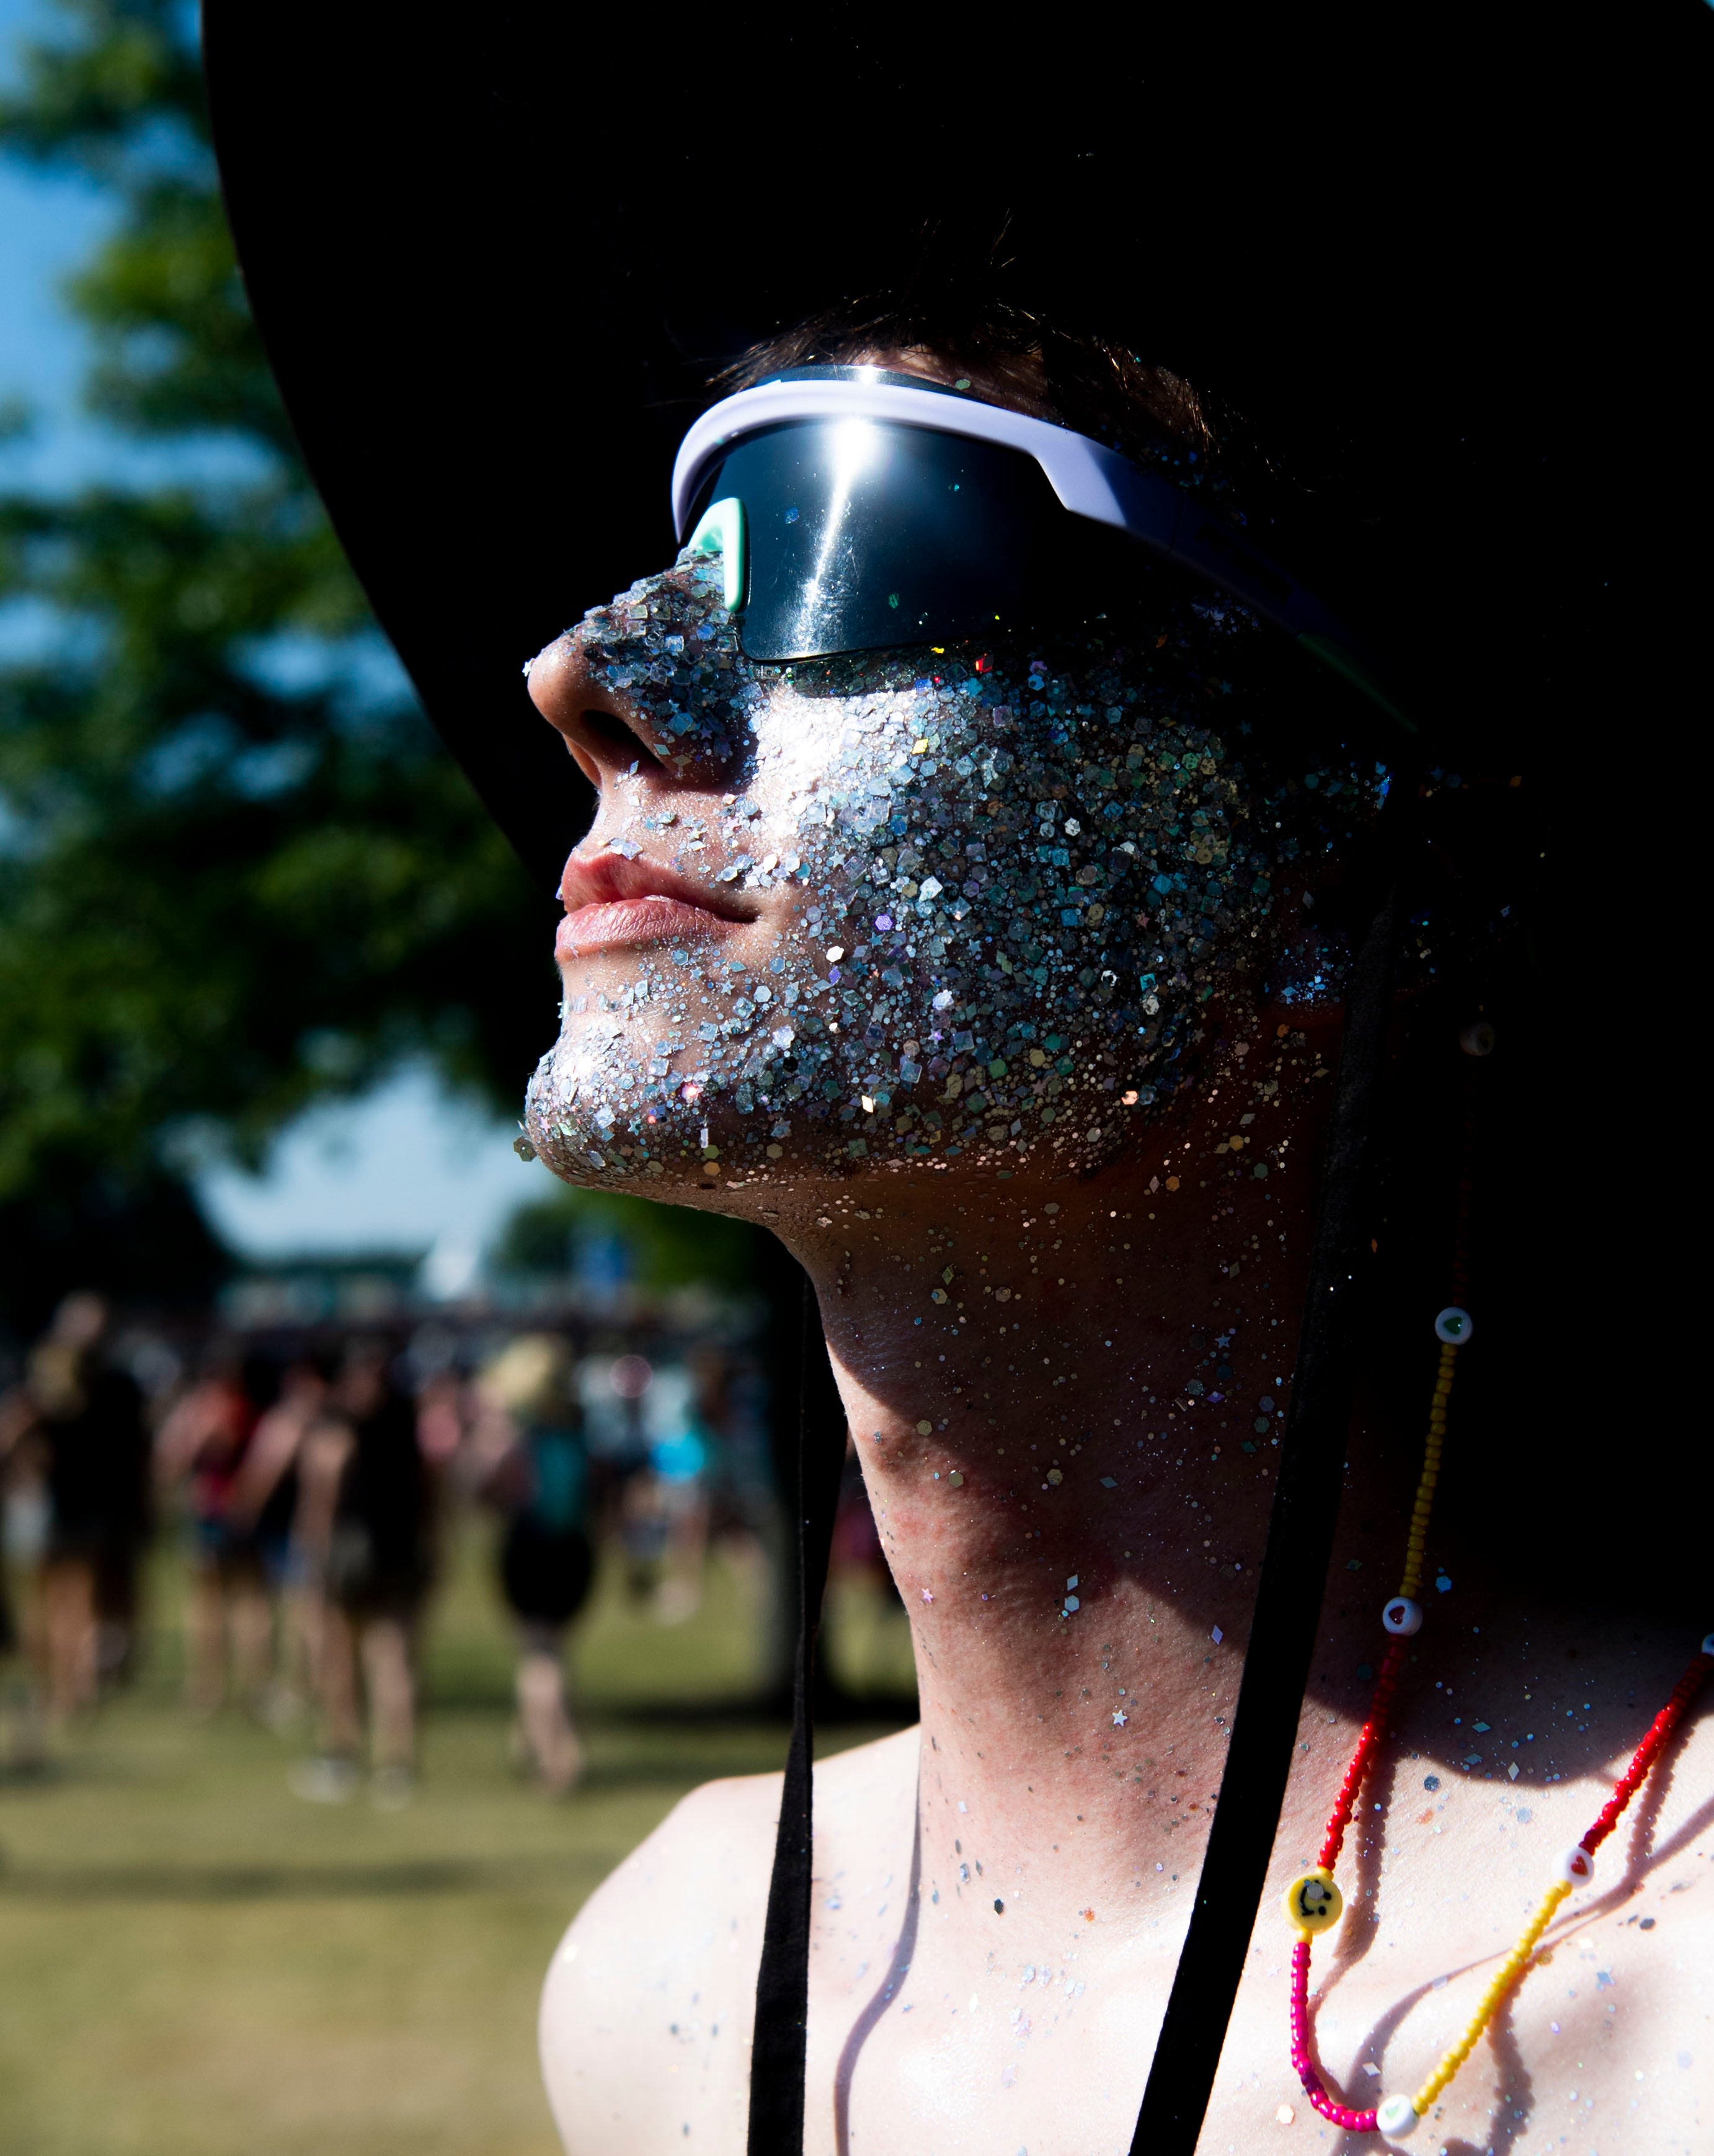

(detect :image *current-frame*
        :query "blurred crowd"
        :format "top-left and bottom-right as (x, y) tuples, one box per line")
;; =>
(0, 1289), (793, 1803)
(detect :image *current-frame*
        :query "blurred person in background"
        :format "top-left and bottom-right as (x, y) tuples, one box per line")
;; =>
(639, 1358), (711, 1625)
(584, 1348), (659, 1606)
(0, 1408), (16, 1656)
(0, 1479), (20, 1763)
(222, 1354), (331, 1731)
(413, 1350), (469, 1472)
(467, 1333), (593, 1795)
(91, 1338), (155, 1692)
(695, 1342), (789, 1689)
(155, 1342), (274, 1715)
(291, 1336), (435, 1808)
(580, 1344), (648, 1492)
(1, 1352), (47, 1762)
(0, 1293), (148, 1728)
(1, 1347), (45, 1761)
(595, 1345), (685, 1621)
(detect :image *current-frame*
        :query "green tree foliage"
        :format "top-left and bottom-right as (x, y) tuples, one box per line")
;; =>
(0, 1), (552, 1326)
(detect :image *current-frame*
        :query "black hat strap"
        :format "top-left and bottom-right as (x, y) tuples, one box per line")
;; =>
(1129, 882), (1399, 2150)
(748, 888), (1397, 2155)
(746, 1279), (846, 2156)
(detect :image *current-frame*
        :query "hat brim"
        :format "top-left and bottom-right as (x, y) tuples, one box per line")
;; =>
(205, 7), (1680, 882)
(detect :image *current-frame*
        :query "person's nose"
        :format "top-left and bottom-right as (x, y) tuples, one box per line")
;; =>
(526, 628), (729, 792)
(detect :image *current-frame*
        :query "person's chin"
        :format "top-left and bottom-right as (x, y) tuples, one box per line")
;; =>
(523, 1031), (714, 1186)
(523, 1104), (759, 1203)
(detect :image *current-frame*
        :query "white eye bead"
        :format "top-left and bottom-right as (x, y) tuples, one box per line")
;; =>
(1382, 1597), (1423, 1637)
(1434, 1306), (1473, 1344)
(1701, 1633), (1714, 1658)
(1459, 1021), (1496, 1058)
(1560, 1843), (1596, 1887)
(1376, 2092), (1420, 2136)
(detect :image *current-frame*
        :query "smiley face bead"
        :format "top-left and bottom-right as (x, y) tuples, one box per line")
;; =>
(1383, 1596), (1423, 1636)
(1281, 1866), (1344, 1939)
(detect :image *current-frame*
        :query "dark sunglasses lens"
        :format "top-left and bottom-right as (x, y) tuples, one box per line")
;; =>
(693, 422), (1065, 662)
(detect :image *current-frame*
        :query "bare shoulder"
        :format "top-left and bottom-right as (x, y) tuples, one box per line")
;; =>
(538, 1770), (778, 2156)
(539, 1727), (920, 2156)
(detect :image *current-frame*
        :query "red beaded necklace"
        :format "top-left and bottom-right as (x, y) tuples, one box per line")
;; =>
(1279, 1295), (1713, 2141)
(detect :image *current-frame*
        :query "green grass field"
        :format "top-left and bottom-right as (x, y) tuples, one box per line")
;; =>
(0, 1530), (914, 2155)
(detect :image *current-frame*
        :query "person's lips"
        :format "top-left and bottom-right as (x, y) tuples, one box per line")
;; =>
(556, 848), (752, 959)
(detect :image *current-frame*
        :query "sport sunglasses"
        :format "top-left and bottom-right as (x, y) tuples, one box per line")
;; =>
(673, 368), (1413, 733)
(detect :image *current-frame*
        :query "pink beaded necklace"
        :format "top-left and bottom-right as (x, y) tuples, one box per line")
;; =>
(1278, 1297), (1713, 2140)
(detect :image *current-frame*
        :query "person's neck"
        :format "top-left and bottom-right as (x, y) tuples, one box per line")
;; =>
(774, 1014), (1378, 1936)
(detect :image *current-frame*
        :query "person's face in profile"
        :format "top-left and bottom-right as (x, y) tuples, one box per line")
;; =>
(523, 517), (1379, 1214)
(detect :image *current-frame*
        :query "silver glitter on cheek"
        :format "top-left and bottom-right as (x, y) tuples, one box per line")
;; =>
(525, 544), (1385, 1192)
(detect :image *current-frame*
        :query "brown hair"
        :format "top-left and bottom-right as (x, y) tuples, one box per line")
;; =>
(715, 293), (1224, 477)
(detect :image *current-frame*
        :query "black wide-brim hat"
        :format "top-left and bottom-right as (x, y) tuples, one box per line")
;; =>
(205, 8), (1695, 893)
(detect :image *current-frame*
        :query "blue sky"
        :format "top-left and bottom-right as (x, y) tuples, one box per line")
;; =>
(0, 0), (109, 490)
(1, 0), (553, 1261)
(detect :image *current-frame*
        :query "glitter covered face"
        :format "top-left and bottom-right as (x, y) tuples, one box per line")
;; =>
(523, 541), (1383, 1199)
